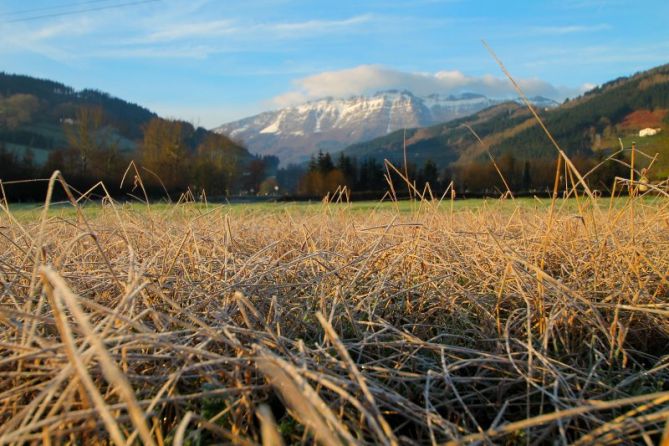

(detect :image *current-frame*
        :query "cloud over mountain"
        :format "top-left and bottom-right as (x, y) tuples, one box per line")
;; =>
(272, 65), (592, 107)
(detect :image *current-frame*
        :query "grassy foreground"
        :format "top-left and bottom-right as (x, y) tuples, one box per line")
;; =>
(1, 188), (669, 444)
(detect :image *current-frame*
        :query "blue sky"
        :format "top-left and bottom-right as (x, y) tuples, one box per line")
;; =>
(1, 0), (668, 127)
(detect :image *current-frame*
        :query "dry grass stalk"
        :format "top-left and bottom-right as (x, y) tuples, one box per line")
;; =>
(257, 404), (284, 446)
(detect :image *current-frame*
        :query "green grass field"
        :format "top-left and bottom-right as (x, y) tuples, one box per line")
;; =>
(5, 193), (666, 222)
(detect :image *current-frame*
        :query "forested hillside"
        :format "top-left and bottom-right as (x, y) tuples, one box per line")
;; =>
(490, 63), (669, 161)
(0, 72), (155, 154)
(0, 73), (275, 200)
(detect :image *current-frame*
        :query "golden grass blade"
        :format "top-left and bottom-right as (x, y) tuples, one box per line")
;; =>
(174, 411), (193, 446)
(444, 391), (669, 445)
(316, 312), (397, 446)
(257, 404), (284, 446)
(482, 40), (596, 203)
(35, 267), (127, 446)
(255, 347), (356, 446)
(39, 266), (156, 446)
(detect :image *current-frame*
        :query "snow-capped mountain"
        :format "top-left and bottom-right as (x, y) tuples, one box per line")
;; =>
(214, 91), (552, 165)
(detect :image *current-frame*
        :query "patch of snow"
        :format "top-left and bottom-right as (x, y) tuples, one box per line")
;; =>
(260, 121), (281, 134)
(230, 126), (248, 137)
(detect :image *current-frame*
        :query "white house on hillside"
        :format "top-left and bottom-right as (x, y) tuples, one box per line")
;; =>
(639, 127), (662, 137)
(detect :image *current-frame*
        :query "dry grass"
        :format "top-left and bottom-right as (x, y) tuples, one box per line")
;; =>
(1, 175), (669, 445)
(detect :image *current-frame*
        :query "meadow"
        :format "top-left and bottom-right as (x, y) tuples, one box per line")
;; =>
(1, 177), (669, 445)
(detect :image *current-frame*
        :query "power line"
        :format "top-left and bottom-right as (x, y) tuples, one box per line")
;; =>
(2, 0), (160, 24)
(0, 0), (118, 18)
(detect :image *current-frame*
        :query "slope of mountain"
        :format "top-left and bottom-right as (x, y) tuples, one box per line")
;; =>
(214, 91), (504, 165)
(0, 72), (252, 168)
(0, 72), (159, 163)
(341, 101), (532, 168)
(341, 63), (669, 177)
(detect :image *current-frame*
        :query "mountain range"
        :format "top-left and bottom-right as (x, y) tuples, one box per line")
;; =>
(214, 91), (558, 165)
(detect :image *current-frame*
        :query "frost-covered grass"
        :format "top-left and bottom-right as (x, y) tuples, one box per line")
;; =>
(1, 177), (669, 445)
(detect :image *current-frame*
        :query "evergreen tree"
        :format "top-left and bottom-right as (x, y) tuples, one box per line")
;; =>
(317, 151), (334, 174)
(357, 158), (385, 191)
(308, 154), (318, 172)
(522, 160), (532, 190)
(337, 153), (357, 187)
(421, 159), (439, 188)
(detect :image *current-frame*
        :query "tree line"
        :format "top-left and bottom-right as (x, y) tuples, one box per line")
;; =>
(287, 150), (629, 198)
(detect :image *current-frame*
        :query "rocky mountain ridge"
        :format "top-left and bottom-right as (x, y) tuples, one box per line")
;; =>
(215, 91), (557, 165)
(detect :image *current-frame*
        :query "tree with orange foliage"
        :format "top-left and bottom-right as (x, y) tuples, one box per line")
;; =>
(140, 118), (189, 189)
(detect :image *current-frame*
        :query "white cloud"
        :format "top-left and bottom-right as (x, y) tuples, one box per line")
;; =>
(558, 0), (624, 9)
(581, 82), (597, 92)
(265, 15), (372, 34)
(143, 19), (237, 42)
(530, 24), (611, 35)
(0, 15), (95, 45)
(272, 65), (591, 106)
(91, 45), (216, 59)
(0, 23), (84, 60)
(141, 15), (374, 43)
